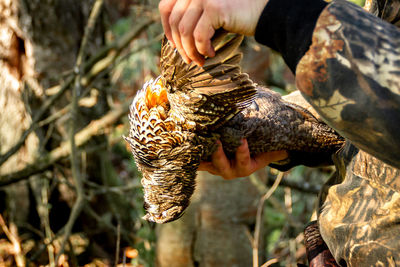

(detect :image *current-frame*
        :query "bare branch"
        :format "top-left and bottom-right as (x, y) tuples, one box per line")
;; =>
(268, 177), (320, 194)
(249, 173), (306, 228)
(0, 214), (25, 267)
(0, 101), (130, 186)
(115, 221), (121, 266)
(56, 0), (105, 262)
(0, 15), (157, 169)
(253, 172), (284, 267)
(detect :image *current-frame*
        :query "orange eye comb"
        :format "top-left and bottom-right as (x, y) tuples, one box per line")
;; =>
(145, 78), (168, 109)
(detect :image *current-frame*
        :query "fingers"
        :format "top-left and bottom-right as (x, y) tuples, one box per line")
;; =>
(234, 139), (253, 175)
(159, 0), (216, 65)
(198, 162), (219, 175)
(159, 0), (177, 46)
(253, 150), (288, 169)
(160, 0), (268, 63)
(207, 140), (254, 180)
(179, 0), (206, 65)
(197, 141), (236, 179)
(210, 140), (236, 179)
(193, 12), (215, 58)
(198, 139), (289, 180)
(169, 0), (191, 63)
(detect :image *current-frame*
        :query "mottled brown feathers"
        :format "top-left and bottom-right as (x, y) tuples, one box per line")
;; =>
(125, 32), (255, 223)
(160, 31), (256, 131)
(126, 32), (344, 223)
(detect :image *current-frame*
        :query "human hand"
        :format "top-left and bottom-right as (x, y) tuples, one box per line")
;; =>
(198, 139), (288, 180)
(159, 0), (269, 65)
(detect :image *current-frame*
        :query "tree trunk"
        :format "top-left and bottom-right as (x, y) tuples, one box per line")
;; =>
(0, 0), (38, 225)
(0, 0), (118, 264)
(156, 171), (264, 267)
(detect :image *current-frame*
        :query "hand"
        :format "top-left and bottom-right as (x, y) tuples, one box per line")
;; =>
(198, 139), (288, 180)
(159, 0), (268, 65)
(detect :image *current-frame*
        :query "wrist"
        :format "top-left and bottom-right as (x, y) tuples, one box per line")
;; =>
(248, 0), (270, 36)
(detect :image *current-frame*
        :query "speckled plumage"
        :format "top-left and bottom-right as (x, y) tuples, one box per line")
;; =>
(125, 32), (344, 223)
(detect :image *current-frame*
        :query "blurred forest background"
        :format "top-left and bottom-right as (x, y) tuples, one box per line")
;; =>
(0, 0), (364, 266)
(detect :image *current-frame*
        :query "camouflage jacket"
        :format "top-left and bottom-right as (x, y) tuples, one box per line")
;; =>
(256, 0), (400, 266)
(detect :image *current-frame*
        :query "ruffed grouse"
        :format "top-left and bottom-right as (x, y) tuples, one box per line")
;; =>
(125, 32), (344, 223)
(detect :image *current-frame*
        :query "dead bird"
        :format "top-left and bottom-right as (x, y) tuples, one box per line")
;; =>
(125, 31), (344, 223)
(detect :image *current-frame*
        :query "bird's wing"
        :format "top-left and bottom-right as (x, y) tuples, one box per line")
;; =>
(160, 30), (256, 131)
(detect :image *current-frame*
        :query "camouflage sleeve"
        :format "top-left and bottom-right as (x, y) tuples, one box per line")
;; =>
(256, 0), (400, 168)
(295, 1), (400, 169)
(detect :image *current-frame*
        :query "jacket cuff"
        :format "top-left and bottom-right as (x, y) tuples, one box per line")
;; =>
(269, 150), (335, 171)
(255, 0), (327, 73)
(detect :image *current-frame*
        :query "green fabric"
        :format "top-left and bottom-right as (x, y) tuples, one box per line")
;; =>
(295, 1), (400, 265)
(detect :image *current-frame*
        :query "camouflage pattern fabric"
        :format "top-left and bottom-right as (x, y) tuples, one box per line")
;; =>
(296, 0), (400, 266)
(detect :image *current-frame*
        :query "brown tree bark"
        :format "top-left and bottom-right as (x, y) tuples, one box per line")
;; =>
(0, 0), (118, 264)
(156, 172), (264, 267)
(0, 0), (44, 230)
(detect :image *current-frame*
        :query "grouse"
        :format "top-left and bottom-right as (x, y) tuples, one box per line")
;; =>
(125, 31), (344, 223)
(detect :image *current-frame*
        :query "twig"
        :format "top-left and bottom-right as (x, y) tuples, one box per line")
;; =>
(284, 187), (292, 214)
(42, 181), (56, 267)
(0, 15), (157, 169)
(28, 197), (130, 265)
(67, 239), (79, 267)
(27, 232), (60, 264)
(266, 175), (320, 194)
(18, 223), (44, 239)
(250, 172), (315, 229)
(0, 214), (25, 267)
(0, 101), (129, 186)
(253, 172), (284, 267)
(84, 180), (141, 195)
(55, 0), (104, 262)
(115, 221), (121, 267)
(37, 86), (94, 128)
(83, 14), (159, 76)
(83, 17), (158, 86)
(0, 76), (73, 167)
(84, 204), (134, 241)
(250, 170), (320, 195)
(260, 258), (279, 267)
(30, 177), (56, 267)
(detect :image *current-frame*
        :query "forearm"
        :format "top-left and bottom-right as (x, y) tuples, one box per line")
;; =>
(256, 0), (400, 168)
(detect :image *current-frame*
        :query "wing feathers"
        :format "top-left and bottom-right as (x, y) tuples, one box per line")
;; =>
(160, 32), (256, 131)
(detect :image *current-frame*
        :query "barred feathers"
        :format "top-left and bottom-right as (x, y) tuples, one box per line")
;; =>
(125, 32), (255, 223)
